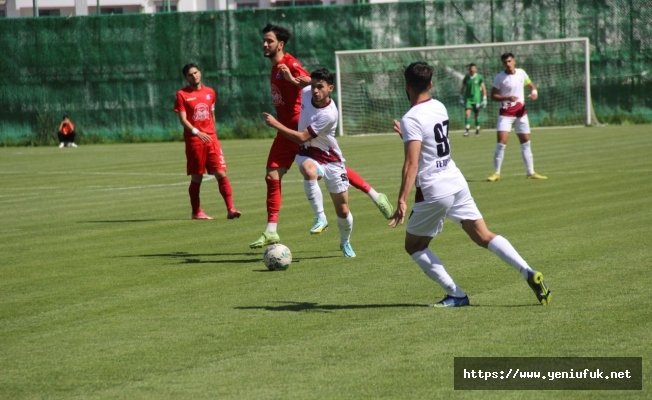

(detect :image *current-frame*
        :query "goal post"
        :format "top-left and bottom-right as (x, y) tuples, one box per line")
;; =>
(335, 38), (596, 136)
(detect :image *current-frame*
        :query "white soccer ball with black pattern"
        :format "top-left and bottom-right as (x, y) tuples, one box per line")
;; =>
(263, 244), (292, 271)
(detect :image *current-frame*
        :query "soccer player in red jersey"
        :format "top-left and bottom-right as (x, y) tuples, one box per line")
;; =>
(174, 63), (241, 220)
(249, 24), (393, 249)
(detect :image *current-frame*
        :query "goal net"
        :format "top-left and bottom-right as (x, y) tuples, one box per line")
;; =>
(335, 38), (597, 136)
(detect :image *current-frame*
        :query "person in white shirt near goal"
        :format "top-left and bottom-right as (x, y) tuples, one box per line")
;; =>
(390, 61), (550, 307)
(263, 68), (356, 258)
(487, 52), (547, 182)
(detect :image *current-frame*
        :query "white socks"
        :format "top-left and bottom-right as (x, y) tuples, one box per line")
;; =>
(266, 223), (278, 233)
(367, 188), (379, 202)
(521, 141), (534, 175)
(303, 180), (326, 220)
(488, 235), (532, 280)
(411, 249), (466, 298)
(493, 143), (506, 174)
(337, 212), (353, 245)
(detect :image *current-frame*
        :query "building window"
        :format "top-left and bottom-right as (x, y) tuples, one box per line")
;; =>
(236, 3), (257, 9)
(155, 3), (178, 12)
(0, 9), (5, 17)
(39, 9), (61, 16)
(101, 7), (123, 14)
(274, 0), (321, 6)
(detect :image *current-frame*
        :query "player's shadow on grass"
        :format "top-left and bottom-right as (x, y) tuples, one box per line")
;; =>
(78, 219), (187, 223)
(120, 251), (262, 265)
(235, 301), (429, 313)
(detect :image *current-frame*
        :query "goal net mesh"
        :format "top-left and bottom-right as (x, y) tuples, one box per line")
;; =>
(336, 40), (597, 135)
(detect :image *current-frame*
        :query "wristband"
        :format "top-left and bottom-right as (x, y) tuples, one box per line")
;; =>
(531, 90), (538, 95)
(191, 128), (199, 135)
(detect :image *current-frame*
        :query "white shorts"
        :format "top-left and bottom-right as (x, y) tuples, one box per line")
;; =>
(296, 155), (349, 194)
(496, 114), (530, 134)
(406, 187), (483, 237)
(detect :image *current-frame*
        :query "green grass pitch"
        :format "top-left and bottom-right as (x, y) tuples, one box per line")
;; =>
(1, 125), (650, 399)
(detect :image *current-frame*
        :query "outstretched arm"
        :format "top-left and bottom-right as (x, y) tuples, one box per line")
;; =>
(263, 112), (312, 144)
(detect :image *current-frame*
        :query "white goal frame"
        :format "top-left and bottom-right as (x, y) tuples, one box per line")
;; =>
(335, 37), (592, 136)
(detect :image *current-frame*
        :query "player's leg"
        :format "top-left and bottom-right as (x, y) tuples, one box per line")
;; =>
(297, 156), (328, 234)
(344, 166), (393, 220)
(405, 197), (468, 307)
(250, 138), (296, 248)
(516, 117), (547, 179)
(487, 116), (512, 181)
(447, 188), (550, 304)
(69, 131), (77, 147)
(57, 131), (66, 148)
(207, 140), (241, 219)
(186, 141), (212, 220)
(326, 164), (355, 257)
(329, 190), (355, 258)
(464, 107), (472, 137)
(474, 108), (481, 137)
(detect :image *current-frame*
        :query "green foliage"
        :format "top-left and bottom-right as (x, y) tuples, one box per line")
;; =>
(1, 126), (651, 398)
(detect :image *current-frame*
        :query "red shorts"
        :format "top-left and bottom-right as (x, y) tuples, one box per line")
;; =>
(185, 138), (226, 175)
(266, 134), (300, 169)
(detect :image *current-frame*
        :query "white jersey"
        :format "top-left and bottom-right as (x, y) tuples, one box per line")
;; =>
(401, 98), (468, 201)
(297, 87), (344, 164)
(492, 68), (532, 117)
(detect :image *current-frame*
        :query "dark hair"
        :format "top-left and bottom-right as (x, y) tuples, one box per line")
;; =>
(182, 63), (200, 76)
(62, 114), (69, 120)
(262, 24), (292, 44)
(404, 62), (433, 94)
(311, 68), (334, 85)
(468, 63), (476, 68)
(501, 53), (515, 61)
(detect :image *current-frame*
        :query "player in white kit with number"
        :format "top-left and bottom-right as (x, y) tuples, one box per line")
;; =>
(487, 52), (547, 181)
(390, 61), (550, 307)
(263, 68), (356, 258)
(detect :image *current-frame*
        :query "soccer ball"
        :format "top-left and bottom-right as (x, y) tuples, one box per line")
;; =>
(263, 244), (292, 271)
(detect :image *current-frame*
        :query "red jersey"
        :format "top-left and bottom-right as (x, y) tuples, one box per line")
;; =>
(61, 122), (74, 135)
(174, 85), (217, 141)
(270, 52), (310, 129)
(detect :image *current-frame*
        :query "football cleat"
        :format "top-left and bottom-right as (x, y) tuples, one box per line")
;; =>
(70, 143), (78, 148)
(475, 130), (480, 137)
(526, 172), (548, 180)
(59, 143), (65, 148)
(527, 270), (551, 305)
(227, 209), (242, 219)
(374, 193), (394, 220)
(192, 210), (213, 220)
(249, 231), (280, 249)
(432, 295), (470, 308)
(309, 217), (329, 235)
(487, 173), (501, 182)
(340, 242), (356, 258)
(463, 131), (470, 137)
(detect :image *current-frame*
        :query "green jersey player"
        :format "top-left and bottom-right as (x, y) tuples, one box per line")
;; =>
(459, 63), (487, 137)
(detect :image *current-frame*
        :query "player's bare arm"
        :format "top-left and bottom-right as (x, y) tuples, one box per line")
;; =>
(389, 140), (420, 228)
(278, 64), (310, 88)
(491, 87), (517, 103)
(527, 82), (538, 100)
(178, 111), (212, 143)
(263, 112), (311, 144)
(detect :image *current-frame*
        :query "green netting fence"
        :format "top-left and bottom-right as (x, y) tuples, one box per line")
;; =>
(1, 0), (651, 143)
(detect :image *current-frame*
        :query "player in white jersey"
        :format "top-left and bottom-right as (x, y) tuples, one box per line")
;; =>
(389, 61), (550, 307)
(487, 52), (547, 181)
(263, 68), (356, 258)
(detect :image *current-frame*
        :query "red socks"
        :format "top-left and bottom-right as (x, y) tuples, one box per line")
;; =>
(189, 181), (201, 214)
(345, 167), (371, 193)
(266, 177), (281, 223)
(217, 176), (235, 211)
